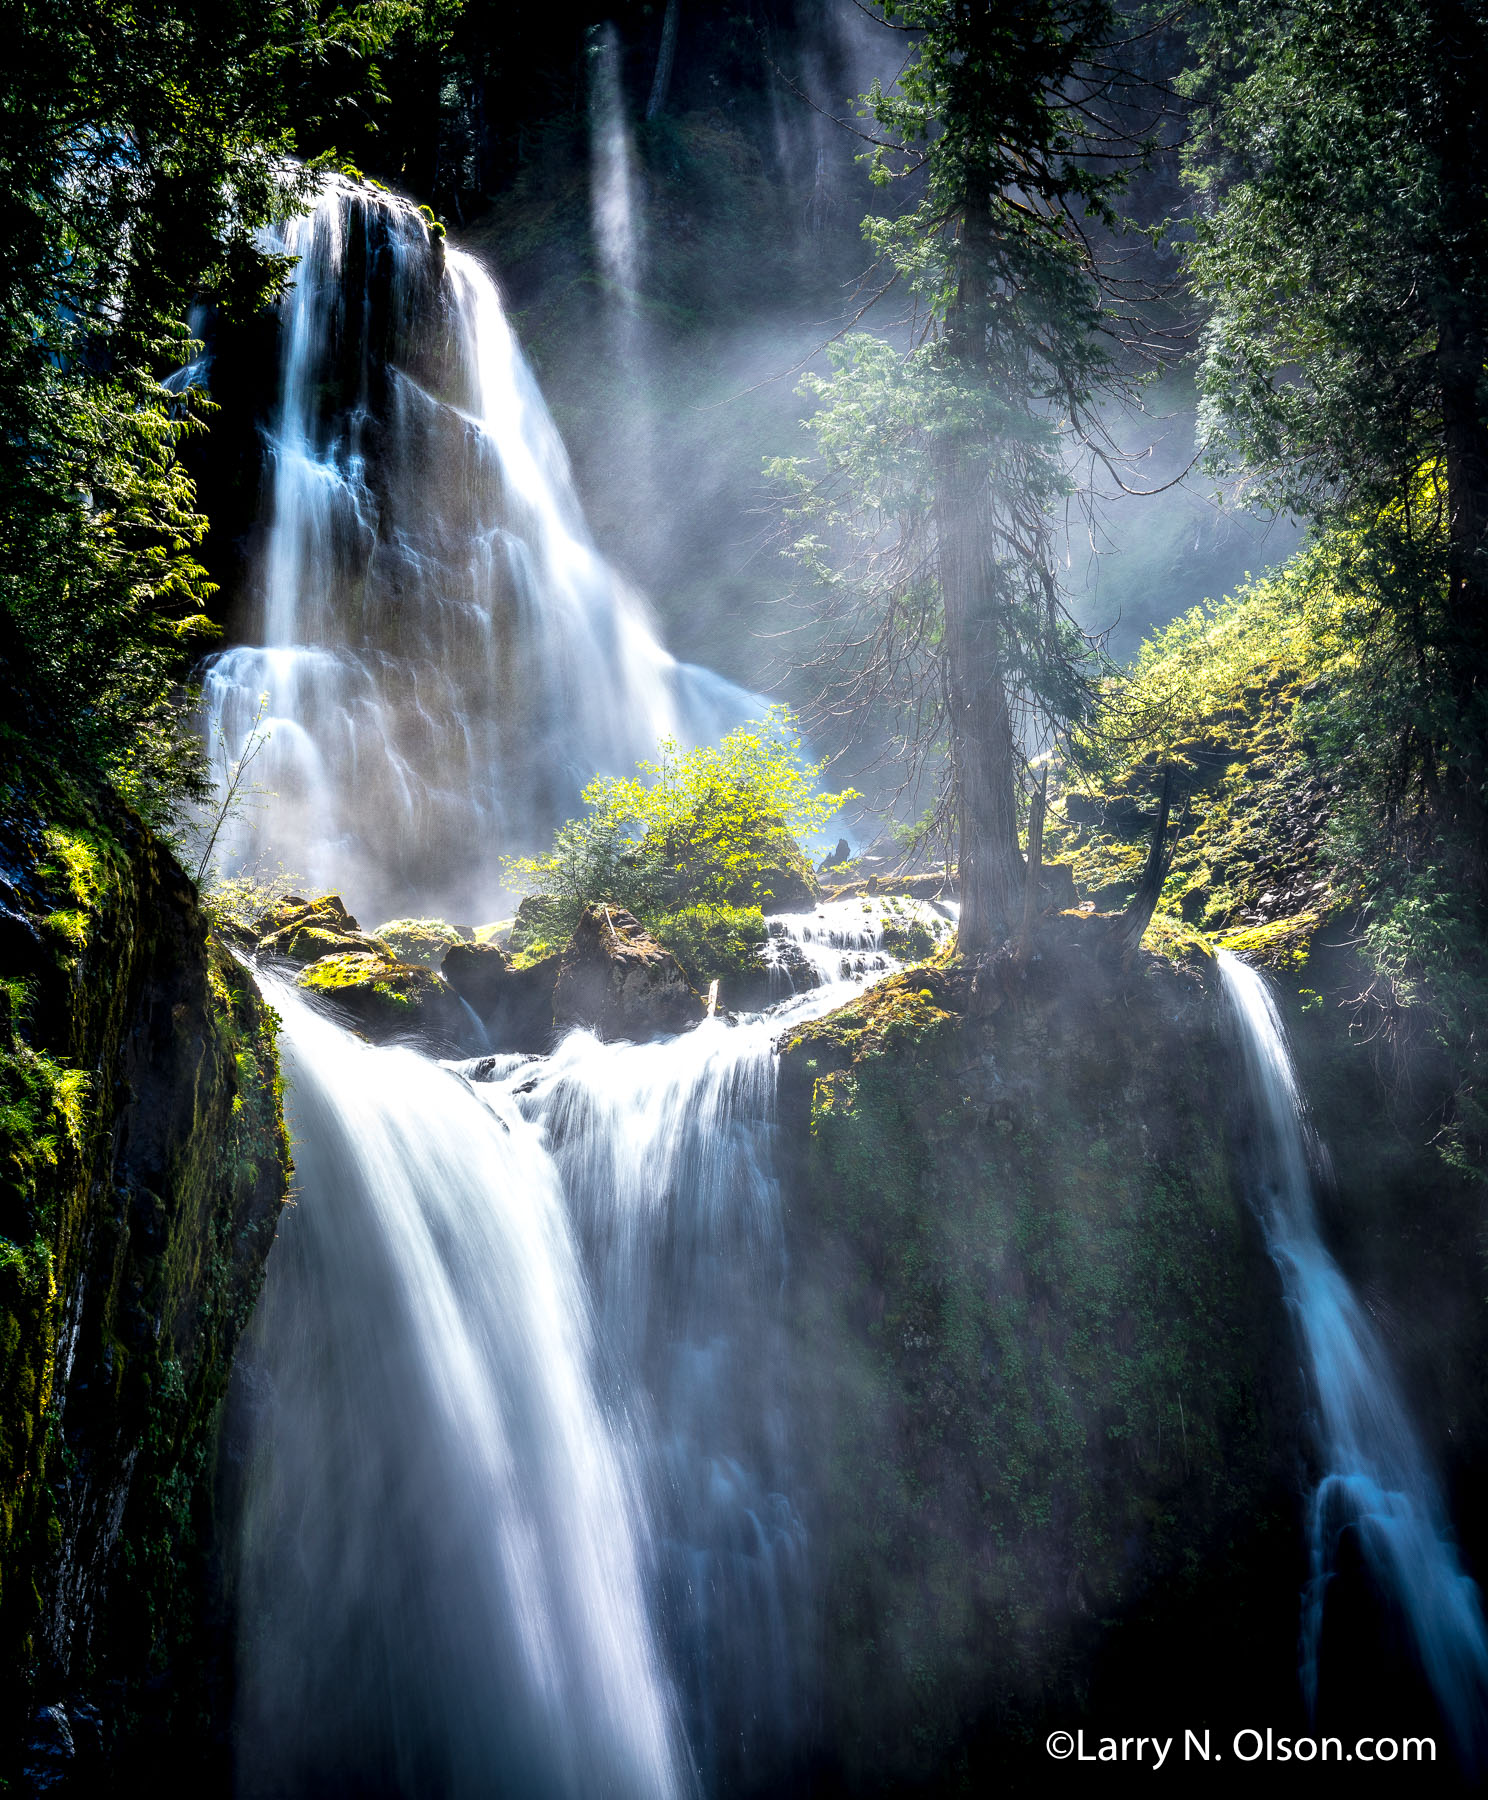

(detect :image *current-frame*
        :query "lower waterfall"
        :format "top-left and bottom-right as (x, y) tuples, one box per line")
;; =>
(1219, 949), (1488, 1763)
(231, 903), (939, 1797)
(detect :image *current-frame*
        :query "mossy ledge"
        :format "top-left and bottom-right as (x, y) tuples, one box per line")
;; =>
(0, 733), (290, 1791)
(776, 930), (1308, 1787)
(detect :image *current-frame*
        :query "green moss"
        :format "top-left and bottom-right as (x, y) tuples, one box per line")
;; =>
(372, 917), (466, 968)
(299, 951), (391, 992)
(1217, 910), (1320, 970)
(647, 902), (766, 989)
(1046, 546), (1350, 947)
(0, 738), (290, 1767)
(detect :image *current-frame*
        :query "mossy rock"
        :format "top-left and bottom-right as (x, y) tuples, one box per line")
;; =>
(254, 893), (385, 963)
(297, 952), (470, 1047)
(0, 730), (290, 1777)
(372, 917), (469, 968)
(1217, 909), (1320, 971)
(775, 940), (1300, 1786)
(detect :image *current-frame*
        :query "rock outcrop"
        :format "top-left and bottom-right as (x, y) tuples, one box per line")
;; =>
(247, 896), (474, 1050)
(296, 950), (470, 1048)
(553, 906), (704, 1041)
(775, 928), (1304, 1789)
(252, 892), (383, 962)
(0, 748), (290, 1791)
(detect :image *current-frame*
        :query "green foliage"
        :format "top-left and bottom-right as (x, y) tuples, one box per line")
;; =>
(200, 865), (305, 937)
(1049, 540), (1348, 932)
(1182, 0), (1484, 533)
(861, 0), (1127, 335)
(0, 1), (450, 820)
(768, 1), (1148, 913)
(1182, 0), (1488, 904)
(646, 904), (767, 991)
(503, 712), (855, 936)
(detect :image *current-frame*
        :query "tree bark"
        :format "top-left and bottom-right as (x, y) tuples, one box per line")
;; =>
(1015, 769), (1048, 965)
(939, 185), (1024, 958)
(1108, 769), (1177, 961)
(646, 0), (680, 120)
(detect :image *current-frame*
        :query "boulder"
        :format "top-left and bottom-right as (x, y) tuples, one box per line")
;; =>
(297, 950), (471, 1048)
(441, 941), (511, 1016)
(372, 916), (469, 968)
(254, 893), (386, 963)
(442, 942), (560, 1054)
(553, 905), (705, 1041)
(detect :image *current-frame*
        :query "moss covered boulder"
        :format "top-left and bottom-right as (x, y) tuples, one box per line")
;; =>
(296, 950), (470, 1048)
(253, 893), (385, 963)
(372, 916), (471, 968)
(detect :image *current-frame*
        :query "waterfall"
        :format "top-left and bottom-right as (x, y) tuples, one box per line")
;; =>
(590, 26), (643, 308)
(233, 901), (944, 1794)
(233, 977), (688, 1799)
(1218, 949), (1488, 1760)
(201, 177), (756, 923)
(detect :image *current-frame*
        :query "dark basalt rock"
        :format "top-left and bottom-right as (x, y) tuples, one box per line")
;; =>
(553, 906), (704, 1042)
(441, 940), (511, 1017)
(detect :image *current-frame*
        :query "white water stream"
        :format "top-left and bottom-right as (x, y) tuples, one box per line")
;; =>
(1219, 950), (1488, 1760)
(234, 901), (942, 1796)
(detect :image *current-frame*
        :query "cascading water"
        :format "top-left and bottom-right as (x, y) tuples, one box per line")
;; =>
(233, 900), (948, 1795)
(201, 178), (756, 923)
(590, 26), (644, 312)
(233, 978), (688, 1799)
(1219, 949), (1488, 1762)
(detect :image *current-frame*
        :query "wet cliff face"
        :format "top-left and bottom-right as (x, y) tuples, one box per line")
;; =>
(776, 931), (1308, 1791)
(0, 733), (289, 1792)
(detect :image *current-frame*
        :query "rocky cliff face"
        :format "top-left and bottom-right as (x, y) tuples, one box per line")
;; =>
(776, 926), (1308, 1790)
(0, 740), (289, 1793)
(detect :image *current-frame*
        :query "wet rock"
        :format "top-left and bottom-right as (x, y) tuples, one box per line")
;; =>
(818, 836), (853, 874)
(254, 893), (386, 963)
(553, 905), (704, 1041)
(297, 950), (470, 1048)
(441, 940), (511, 1016)
(491, 954), (564, 1053)
(24, 1704), (74, 1791)
(762, 936), (823, 996)
(431, 941), (560, 1054)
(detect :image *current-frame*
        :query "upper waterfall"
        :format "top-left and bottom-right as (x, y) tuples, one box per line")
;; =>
(201, 177), (758, 923)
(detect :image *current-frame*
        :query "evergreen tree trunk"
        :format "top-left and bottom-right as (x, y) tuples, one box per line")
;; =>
(939, 184), (1024, 957)
(646, 0), (680, 120)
